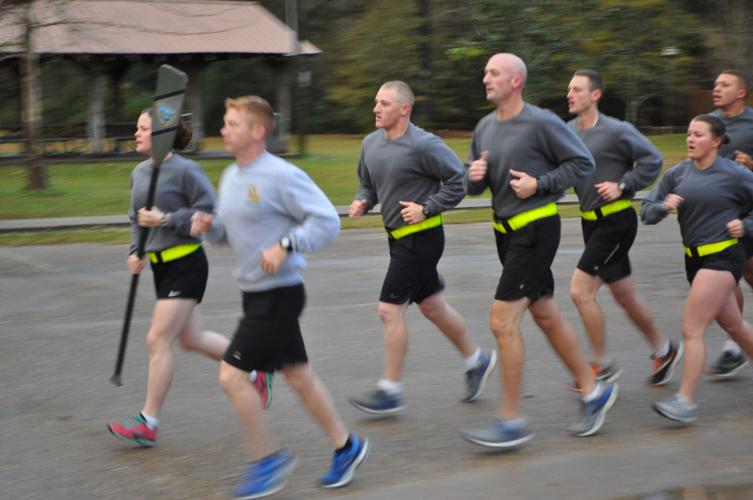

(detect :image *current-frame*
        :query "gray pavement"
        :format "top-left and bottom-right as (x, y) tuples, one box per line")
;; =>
(2, 219), (753, 500)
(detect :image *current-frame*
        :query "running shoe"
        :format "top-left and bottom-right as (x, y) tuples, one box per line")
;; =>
(465, 349), (498, 402)
(568, 360), (620, 393)
(461, 418), (533, 449)
(233, 449), (298, 499)
(706, 350), (748, 379)
(107, 412), (157, 447)
(649, 340), (684, 386)
(349, 389), (404, 415)
(319, 434), (370, 488)
(251, 371), (274, 409)
(570, 382), (619, 437)
(653, 394), (698, 424)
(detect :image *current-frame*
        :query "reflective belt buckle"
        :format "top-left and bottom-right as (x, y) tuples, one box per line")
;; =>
(580, 199), (632, 221)
(389, 214), (443, 240)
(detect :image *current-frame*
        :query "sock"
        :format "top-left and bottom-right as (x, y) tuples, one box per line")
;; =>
(675, 393), (692, 404)
(336, 435), (353, 453)
(654, 340), (670, 358)
(724, 340), (742, 355)
(249, 370), (258, 382)
(582, 382), (602, 403)
(463, 348), (481, 371)
(140, 411), (159, 429)
(377, 379), (402, 396)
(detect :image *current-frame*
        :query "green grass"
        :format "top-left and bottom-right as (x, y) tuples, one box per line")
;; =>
(0, 133), (686, 245)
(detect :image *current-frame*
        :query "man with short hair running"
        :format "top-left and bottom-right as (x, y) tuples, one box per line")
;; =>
(349, 80), (497, 415)
(461, 54), (618, 450)
(566, 68), (683, 387)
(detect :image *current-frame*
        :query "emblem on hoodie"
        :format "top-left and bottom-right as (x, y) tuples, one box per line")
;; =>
(248, 184), (260, 204)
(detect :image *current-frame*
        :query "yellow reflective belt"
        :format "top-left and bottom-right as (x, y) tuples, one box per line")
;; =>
(492, 202), (558, 234)
(148, 243), (201, 264)
(389, 214), (443, 240)
(580, 199), (633, 221)
(683, 238), (738, 258)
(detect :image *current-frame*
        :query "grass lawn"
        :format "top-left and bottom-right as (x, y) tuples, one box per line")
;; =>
(0, 133), (685, 245)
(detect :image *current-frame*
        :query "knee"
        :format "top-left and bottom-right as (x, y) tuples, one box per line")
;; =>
(177, 333), (198, 352)
(377, 302), (403, 326)
(145, 329), (170, 355)
(569, 282), (593, 308)
(417, 296), (444, 321)
(282, 365), (312, 393)
(219, 363), (245, 395)
(489, 314), (517, 341)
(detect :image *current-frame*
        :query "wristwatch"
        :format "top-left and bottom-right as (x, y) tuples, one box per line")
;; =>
(280, 235), (293, 252)
(422, 205), (432, 217)
(617, 181), (627, 193)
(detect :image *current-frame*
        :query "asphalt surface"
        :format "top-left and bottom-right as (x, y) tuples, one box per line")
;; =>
(2, 219), (753, 500)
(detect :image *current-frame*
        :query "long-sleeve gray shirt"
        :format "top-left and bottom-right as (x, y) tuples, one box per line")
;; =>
(640, 157), (753, 247)
(567, 114), (662, 211)
(355, 123), (465, 229)
(204, 151), (340, 293)
(129, 153), (215, 254)
(710, 107), (753, 160)
(465, 104), (595, 219)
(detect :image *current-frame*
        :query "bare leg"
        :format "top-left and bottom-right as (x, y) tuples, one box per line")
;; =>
(677, 269), (736, 402)
(418, 291), (475, 358)
(142, 299), (196, 418)
(283, 363), (349, 449)
(608, 276), (663, 352)
(219, 361), (275, 460)
(378, 301), (410, 382)
(570, 269), (606, 363)
(177, 307), (229, 360)
(489, 298), (528, 420)
(529, 297), (596, 395)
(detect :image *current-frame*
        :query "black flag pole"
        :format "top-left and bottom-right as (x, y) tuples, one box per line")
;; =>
(111, 65), (188, 386)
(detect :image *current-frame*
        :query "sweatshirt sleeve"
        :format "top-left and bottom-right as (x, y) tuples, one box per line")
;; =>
(640, 168), (675, 225)
(128, 172), (140, 255)
(736, 167), (753, 237)
(420, 135), (465, 214)
(164, 163), (216, 237)
(617, 122), (663, 194)
(464, 128), (489, 195)
(280, 168), (341, 254)
(354, 145), (379, 211)
(536, 115), (595, 194)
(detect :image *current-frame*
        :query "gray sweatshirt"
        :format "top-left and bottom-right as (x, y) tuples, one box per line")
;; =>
(465, 104), (595, 219)
(640, 157), (753, 247)
(710, 107), (753, 160)
(355, 123), (465, 229)
(567, 114), (662, 211)
(129, 153), (215, 254)
(205, 151), (340, 293)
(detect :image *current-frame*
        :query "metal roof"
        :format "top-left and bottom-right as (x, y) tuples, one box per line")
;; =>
(0, 0), (319, 56)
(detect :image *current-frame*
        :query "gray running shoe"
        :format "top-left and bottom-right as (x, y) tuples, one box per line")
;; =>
(461, 418), (533, 449)
(570, 382), (619, 437)
(349, 389), (404, 415)
(465, 349), (498, 402)
(649, 340), (684, 386)
(653, 394), (698, 424)
(706, 350), (748, 379)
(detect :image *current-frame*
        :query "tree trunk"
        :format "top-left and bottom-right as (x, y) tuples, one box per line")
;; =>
(21, 3), (47, 190)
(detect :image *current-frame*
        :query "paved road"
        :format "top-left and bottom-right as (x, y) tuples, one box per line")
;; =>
(2, 220), (752, 500)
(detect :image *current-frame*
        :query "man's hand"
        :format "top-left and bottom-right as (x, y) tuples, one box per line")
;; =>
(399, 201), (425, 224)
(468, 151), (489, 182)
(727, 218), (745, 238)
(595, 181), (622, 202)
(191, 211), (214, 236)
(734, 150), (753, 170)
(127, 253), (146, 274)
(663, 193), (684, 212)
(349, 199), (368, 220)
(509, 169), (537, 199)
(137, 207), (165, 228)
(260, 243), (287, 274)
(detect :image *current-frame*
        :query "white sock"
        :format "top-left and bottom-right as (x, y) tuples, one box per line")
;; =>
(724, 340), (742, 355)
(463, 348), (481, 371)
(377, 379), (403, 396)
(582, 382), (602, 403)
(654, 340), (670, 358)
(140, 411), (159, 429)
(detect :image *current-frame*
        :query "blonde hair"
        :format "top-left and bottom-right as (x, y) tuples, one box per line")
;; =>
(225, 96), (275, 136)
(380, 81), (414, 106)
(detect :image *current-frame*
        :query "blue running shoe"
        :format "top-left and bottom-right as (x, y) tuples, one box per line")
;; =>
(570, 382), (618, 437)
(349, 389), (404, 415)
(460, 419), (533, 449)
(319, 434), (370, 488)
(233, 449), (298, 499)
(465, 349), (498, 402)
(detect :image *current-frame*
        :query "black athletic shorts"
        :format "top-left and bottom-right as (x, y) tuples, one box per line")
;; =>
(576, 207), (636, 284)
(223, 284), (308, 373)
(494, 215), (560, 302)
(741, 234), (753, 259)
(379, 225), (445, 305)
(150, 246), (208, 302)
(685, 243), (744, 284)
